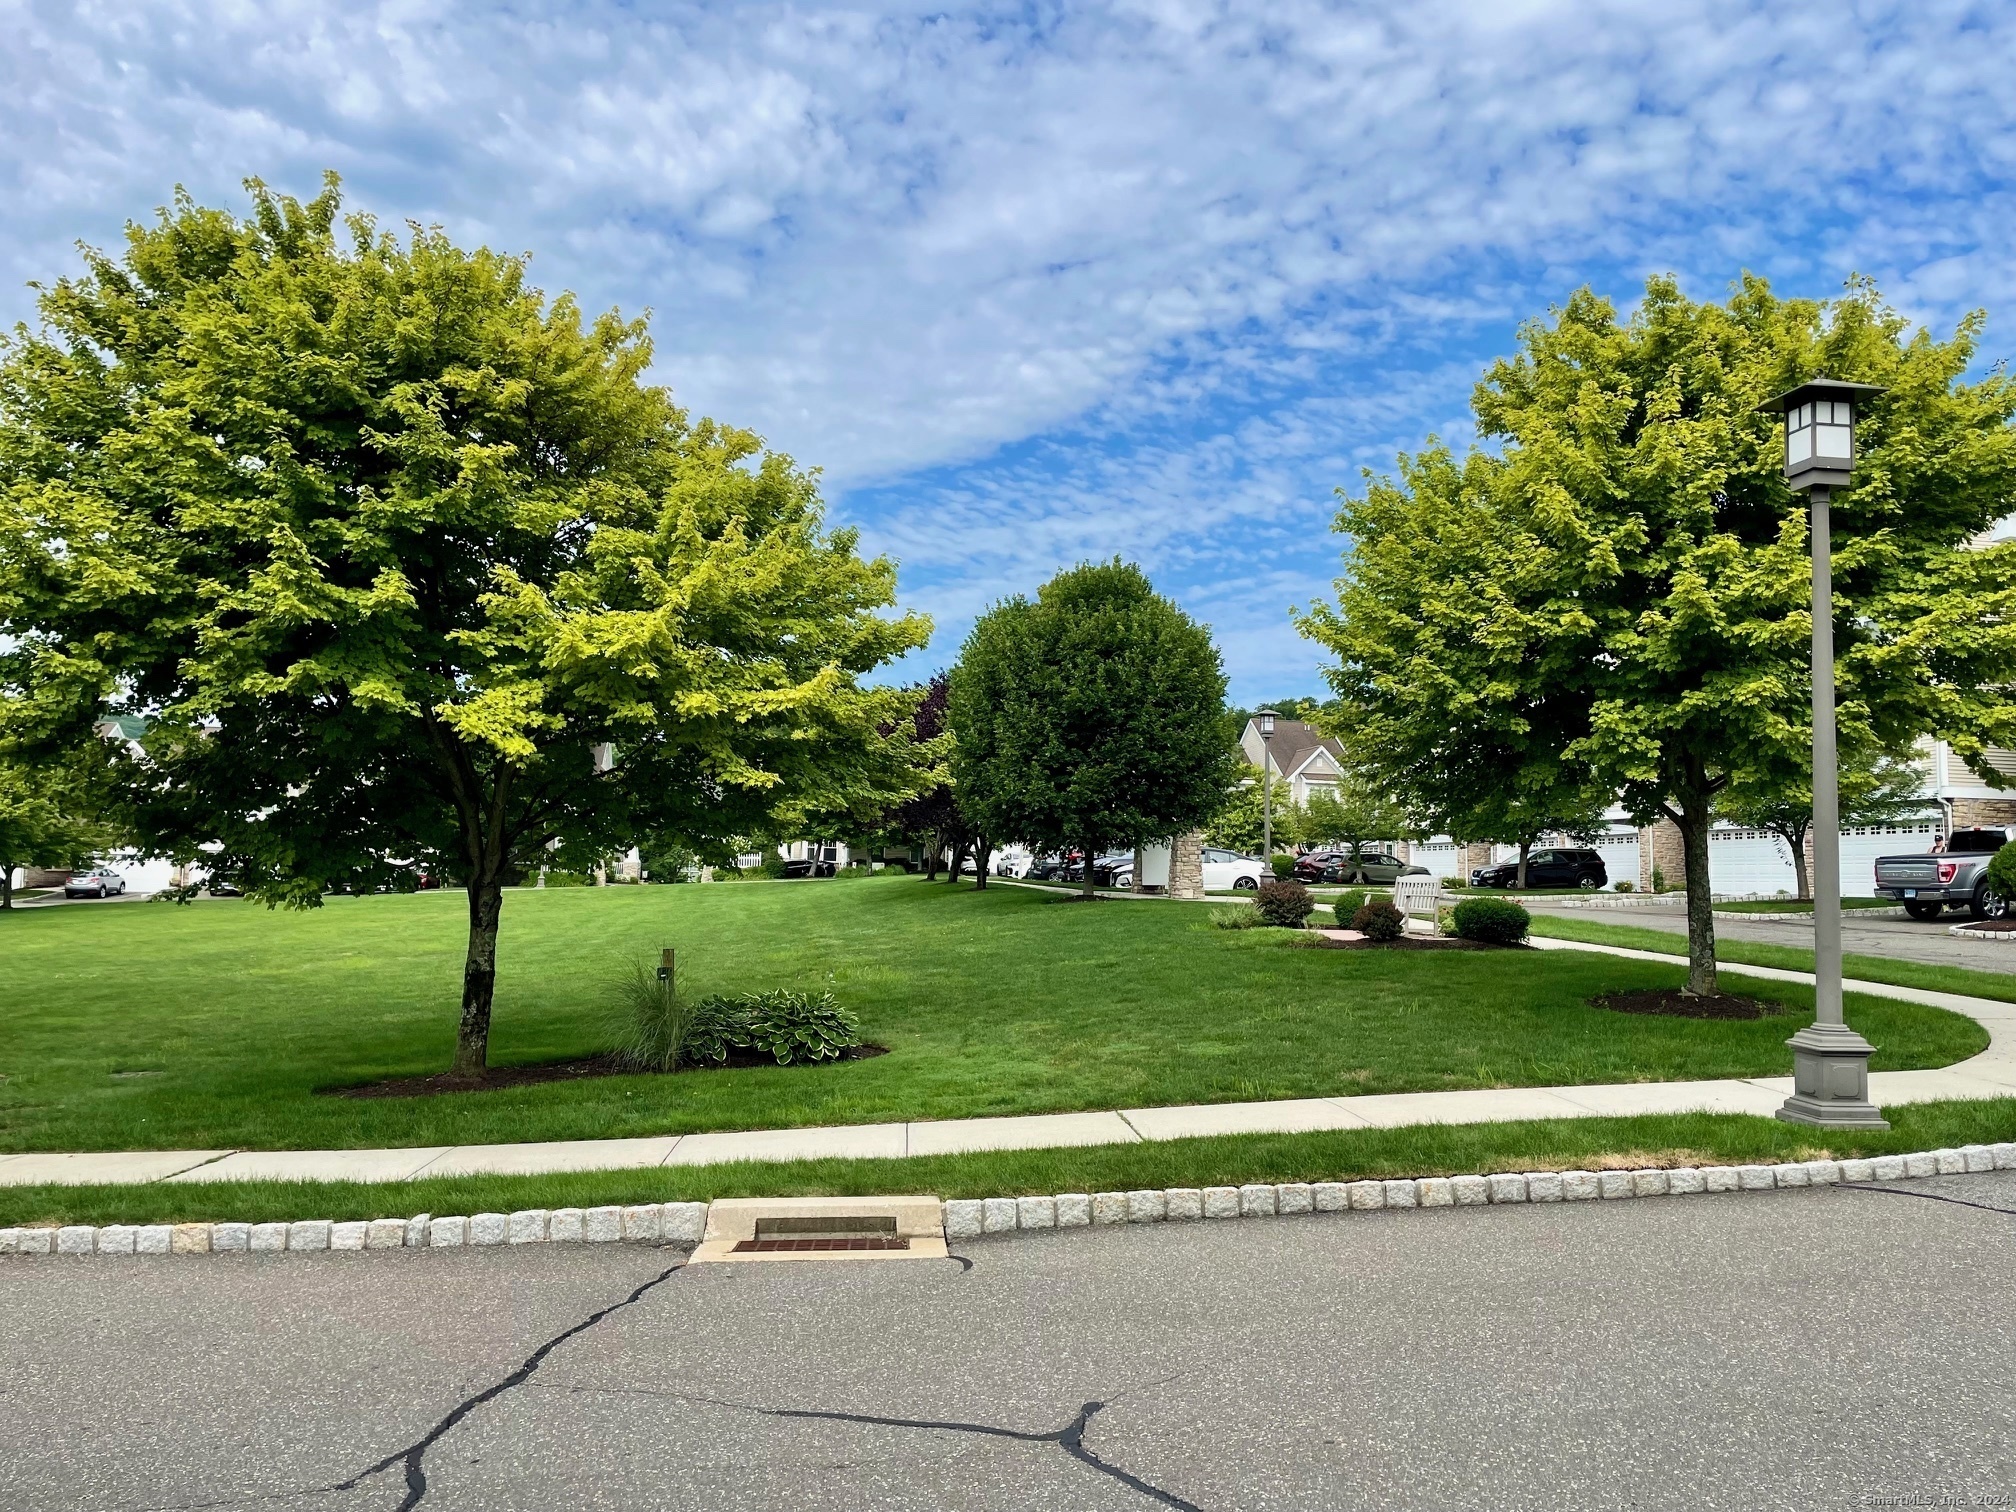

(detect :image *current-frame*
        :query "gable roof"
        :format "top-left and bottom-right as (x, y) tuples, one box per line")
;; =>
(1247, 717), (1345, 778)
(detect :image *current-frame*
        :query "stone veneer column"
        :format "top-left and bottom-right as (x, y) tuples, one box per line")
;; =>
(1168, 831), (1204, 900)
(1460, 841), (1491, 879)
(1952, 798), (2016, 831)
(1639, 820), (1685, 892)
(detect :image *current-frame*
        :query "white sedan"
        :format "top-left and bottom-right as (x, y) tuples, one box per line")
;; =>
(1201, 847), (1266, 891)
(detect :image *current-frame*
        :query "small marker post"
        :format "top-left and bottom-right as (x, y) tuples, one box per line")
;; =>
(658, 948), (675, 996)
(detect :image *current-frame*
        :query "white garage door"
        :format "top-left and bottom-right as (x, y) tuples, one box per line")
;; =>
(1589, 832), (1639, 890)
(1708, 827), (1799, 897)
(1837, 823), (1940, 898)
(1410, 840), (1463, 881)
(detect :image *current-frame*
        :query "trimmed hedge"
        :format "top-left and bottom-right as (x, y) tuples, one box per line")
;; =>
(1255, 879), (1316, 928)
(1351, 899), (1405, 942)
(1331, 888), (1372, 926)
(1451, 896), (1531, 945)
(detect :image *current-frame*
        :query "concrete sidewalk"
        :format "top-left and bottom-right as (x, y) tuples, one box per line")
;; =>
(5, 937), (2012, 1189)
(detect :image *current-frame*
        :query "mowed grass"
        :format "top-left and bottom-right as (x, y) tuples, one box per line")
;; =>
(1527, 913), (2016, 1003)
(5, 1098), (2013, 1229)
(0, 875), (1988, 1154)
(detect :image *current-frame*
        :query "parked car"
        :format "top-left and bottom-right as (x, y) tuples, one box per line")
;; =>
(1024, 853), (1068, 881)
(780, 858), (837, 879)
(1469, 848), (1608, 890)
(1291, 850), (1352, 883)
(1876, 828), (2009, 920)
(204, 878), (245, 898)
(992, 845), (1034, 878)
(1200, 846), (1267, 891)
(1061, 852), (1132, 887)
(63, 868), (127, 898)
(1305, 850), (1430, 885)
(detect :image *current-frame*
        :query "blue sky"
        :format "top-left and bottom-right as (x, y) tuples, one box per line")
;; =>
(5, 2), (2015, 702)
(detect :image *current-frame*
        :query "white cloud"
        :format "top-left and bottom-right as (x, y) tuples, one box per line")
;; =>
(4, 1), (2015, 697)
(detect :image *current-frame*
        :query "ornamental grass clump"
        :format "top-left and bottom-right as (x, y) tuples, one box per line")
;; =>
(1451, 896), (1532, 945)
(1350, 899), (1406, 942)
(611, 960), (703, 1072)
(1255, 879), (1316, 928)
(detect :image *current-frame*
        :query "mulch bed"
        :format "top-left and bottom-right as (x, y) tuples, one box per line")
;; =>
(1312, 934), (1521, 951)
(1591, 989), (1783, 1021)
(1954, 920), (2016, 934)
(322, 1044), (888, 1099)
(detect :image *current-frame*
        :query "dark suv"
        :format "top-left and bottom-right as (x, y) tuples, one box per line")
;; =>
(1469, 848), (1608, 890)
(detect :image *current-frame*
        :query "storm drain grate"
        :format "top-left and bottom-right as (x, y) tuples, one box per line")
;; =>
(732, 1236), (912, 1253)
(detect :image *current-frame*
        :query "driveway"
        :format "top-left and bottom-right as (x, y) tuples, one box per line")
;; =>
(1530, 895), (2016, 973)
(5, 1170), (2013, 1510)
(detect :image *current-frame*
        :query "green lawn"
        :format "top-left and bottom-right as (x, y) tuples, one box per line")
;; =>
(1527, 913), (2016, 1003)
(0, 876), (1988, 1155)
(5, 1098), (2012, 1229)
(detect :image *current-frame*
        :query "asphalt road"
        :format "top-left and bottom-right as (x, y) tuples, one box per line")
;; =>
(5, 1172), (2015, 1511)
(1530, 897), (2016, 974)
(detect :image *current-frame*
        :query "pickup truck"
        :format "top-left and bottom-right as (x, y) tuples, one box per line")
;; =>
(1874, 828), (2010, 921)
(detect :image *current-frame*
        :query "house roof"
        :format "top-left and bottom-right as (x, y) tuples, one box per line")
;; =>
(1251, 718), (1344, 778)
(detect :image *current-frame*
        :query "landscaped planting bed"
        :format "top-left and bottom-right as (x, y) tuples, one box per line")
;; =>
(0, 875), (1986, 1154)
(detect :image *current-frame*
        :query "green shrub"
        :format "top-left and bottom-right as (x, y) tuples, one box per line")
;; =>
(1351, 899), (1405, 941)
(1330, 888), (1371, 926)
(1270, 853), (1297, 879)
(759, 856), (790, 880)
(1613, 880), (1635, 894)
(1255, 879), (1316, 928)
(541, 869), (590, 887)
(742, 990), (862, 1064)
(1451, 896), (1531, 944)
(681, 996), (753, 1066)
(1210, 907), (1264, 930)
(1651, 865), (1668, 893)
(1988, 842), (2016, 901)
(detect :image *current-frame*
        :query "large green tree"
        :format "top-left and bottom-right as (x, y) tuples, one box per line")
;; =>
(950, 560), (1232, 898)
(1300, 275), (2016, 992)
(0, 176), (928, 1073)
(0, 756), (110, 909)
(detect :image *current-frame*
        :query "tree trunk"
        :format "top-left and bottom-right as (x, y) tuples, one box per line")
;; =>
(945, 836), (967, 882)
(972, 834), (991, 890)
(1781, 823), (1811, 901)
(450, 878), (506, 1078)
(1676, 802), (1718, 995)
(0, 861), (13, 910)
(923, 832), (941, 881)
(1516, 839), (1531, 890)
(1080, 838), (1098, 898)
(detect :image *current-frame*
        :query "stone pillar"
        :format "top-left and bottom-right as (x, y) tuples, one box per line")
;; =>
(1460, 841), (1491, 880)
(1640, 821), (1684, 892)
(1168, 831), (1204, 900)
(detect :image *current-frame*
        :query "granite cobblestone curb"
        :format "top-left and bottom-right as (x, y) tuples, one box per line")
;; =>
(4, 1144), (2014, 1259)
(0, 1201), (707, 1259)
(936, 1142), (2016, 1243)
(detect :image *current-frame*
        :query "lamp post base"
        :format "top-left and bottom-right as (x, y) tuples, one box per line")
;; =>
(1775, 1022), (1889, 1130)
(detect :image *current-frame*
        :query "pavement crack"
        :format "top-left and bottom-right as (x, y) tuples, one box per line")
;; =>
(520, 1381), (1201, 1508)
(1838, 1181), (2016, 1217)
(767, 1400), (1204, 1510)
(325, 1261), (685, 1510)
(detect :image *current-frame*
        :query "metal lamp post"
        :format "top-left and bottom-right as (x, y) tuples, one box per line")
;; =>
(1256, 708), (1279, 865)
(1758, 378), (1889, 1130)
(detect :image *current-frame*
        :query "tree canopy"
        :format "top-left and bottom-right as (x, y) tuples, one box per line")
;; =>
(950, 560), (1231, 897)
(0, 176), (928, 1070)
(1300, 274), (2016, 991)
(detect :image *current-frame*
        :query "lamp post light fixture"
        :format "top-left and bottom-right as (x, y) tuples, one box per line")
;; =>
(1256, 708), (1279, 868)
(1757, 377), (1889, 1130)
